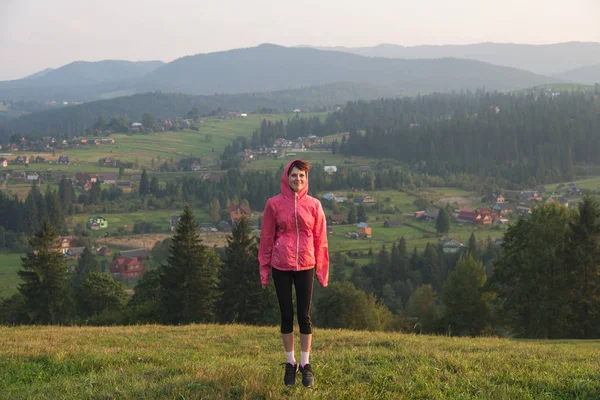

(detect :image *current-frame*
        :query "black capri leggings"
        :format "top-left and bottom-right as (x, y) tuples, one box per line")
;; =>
(271, 267), (314, 334)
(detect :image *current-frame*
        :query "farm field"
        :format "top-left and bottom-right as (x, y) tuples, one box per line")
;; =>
(67, 208), (211, 237)
(0, 324), (597, 399)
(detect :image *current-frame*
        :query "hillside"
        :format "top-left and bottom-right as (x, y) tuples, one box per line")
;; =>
(310, 41), (600, 77)
(0, 324), (597, 399)
(555, 64), (600, 85)
(0, 83), (385, 137)
(137, 44), (554, 95)
(0, 45), (555, 103)
(0, 60), (164, 102)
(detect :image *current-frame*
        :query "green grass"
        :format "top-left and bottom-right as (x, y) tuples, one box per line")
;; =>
(0, 324), (597, 399)
(244, 152), (373, 171)
(0, 252), (22, 297)
(68, 208), (210, 237)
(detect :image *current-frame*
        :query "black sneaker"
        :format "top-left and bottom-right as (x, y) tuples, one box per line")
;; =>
(283, 363), (298, 386)
(299, 364), (314, 387)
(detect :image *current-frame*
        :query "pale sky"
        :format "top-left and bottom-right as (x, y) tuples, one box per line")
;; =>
(1, 0), (599, 80)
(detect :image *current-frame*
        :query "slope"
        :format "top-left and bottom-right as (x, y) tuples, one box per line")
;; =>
(0, 324), (597, 399)
(310, 41), (600, 77)
(137, 43), (554, 95)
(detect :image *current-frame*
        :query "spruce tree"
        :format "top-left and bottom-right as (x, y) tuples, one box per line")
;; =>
(18, 219), (71, 324)
(72, 247), (99, 291)
(563, 196), (600, 338)
(159, 205), (219, 324)
(436, 207), (450, 234)
(347, 205), (357, 224)
(442, 254), (489, 336)
(139, 168), (150, 196)
(216, 218), (278, 325)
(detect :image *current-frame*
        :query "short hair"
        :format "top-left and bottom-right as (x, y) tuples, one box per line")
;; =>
(288, 160), (311, 175)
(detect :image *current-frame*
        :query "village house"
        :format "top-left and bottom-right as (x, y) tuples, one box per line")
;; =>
(7, 143), (19, 152)
(26, 172), (39, 181)
(359, 166), (371, 174)
(57, 236), (74, 254)
(354, 195), (376, 206)
(191, 161), (201, 171)
(439, 237), (466, 254)
(109, 257), (144, 280)
(420, 209), (439, 222)
(384, 220), (402, 228)
(566, 183), (582, 196)
(199, 222), (216, 232)
(492, 202), (513, 215)
(323, 165), (337, 174)
(98, 172), (117, 185)
(328, 214), (347, 225)
(453, 206), (473, 218)
(14, 155), (28, 164)
(99, 157), (118, 167)
(57, 155), (70, 164)
(516, 205), (532, 217)
(96, 246), (112, 256)
(87, 216), (108, 230)
(0, 158), (7, 168)
(118, 248), (150, 262)
(357, 222), (372, 239)
(487, 193), (505, 204)
(227, 203), (252, 222)
(219, 220), (232, 232)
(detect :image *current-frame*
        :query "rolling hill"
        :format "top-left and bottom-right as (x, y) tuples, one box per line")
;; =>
(136, 43), (554, 95)
(309, 41), (600, 77)
(554, 64), (600, 85)
(0, 83), (387, 137)
(0, 60), (164, 102)
(0, 44), (555, 104)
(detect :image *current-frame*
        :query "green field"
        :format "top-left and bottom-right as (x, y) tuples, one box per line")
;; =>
(68, 208), (210, 237)
(0, 324), (597, 399)
(244, 152), (373, 171)
(0, 252), (22, 297)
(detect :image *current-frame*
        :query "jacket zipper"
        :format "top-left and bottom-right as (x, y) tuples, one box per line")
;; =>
(294, 192), (299, 270)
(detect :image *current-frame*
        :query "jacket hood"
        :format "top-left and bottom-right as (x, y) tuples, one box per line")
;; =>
(280, 159), (308, 200)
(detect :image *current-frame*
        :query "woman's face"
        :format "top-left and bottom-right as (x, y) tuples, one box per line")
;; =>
(288, 167), (307, 193)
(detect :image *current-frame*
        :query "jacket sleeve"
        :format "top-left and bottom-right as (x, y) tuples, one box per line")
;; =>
(313, 200), (329, 287)
(258, 199), (276, 285)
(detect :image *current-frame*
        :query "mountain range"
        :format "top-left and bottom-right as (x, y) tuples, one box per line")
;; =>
(309, 42), (600, 78)
(0, 44), (560, 104)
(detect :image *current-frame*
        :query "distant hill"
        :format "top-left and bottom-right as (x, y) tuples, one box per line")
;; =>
(23, 68), (54, 80)
(0, 82), (389, 137)
(554, 65), (600, 85)
(0, 60), (164, 102)
(0, 45), (555, 103)
(309, 42), (600, 77)
(136, 44), (554, 95)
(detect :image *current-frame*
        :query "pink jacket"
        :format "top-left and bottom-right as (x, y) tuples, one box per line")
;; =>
(259, 160), (329, 287)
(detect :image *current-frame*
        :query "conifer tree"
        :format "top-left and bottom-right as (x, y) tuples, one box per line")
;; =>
(18, 219), (71, 324)
(139, 169), (150, 196)
(216, 217), (278, 324)
(436, 207), (450, 234)
(159, 205), (219, 324)
(442, 254), (488, 336)
(563, 196), (600, 338)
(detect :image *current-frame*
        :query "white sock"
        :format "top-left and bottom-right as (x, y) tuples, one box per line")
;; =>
(286, 351), (296, 365)
(301, 351), (310, 367)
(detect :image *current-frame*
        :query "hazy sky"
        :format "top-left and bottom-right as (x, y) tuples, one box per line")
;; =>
(1, 0), (599, 80)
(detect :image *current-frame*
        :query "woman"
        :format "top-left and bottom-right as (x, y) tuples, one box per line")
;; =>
(259, 159), (329, 388)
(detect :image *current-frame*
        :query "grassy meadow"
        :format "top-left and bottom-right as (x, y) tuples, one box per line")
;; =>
(0, 252), (22, 297)
(0, 324), (598, 399)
